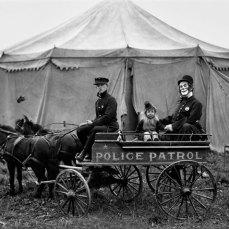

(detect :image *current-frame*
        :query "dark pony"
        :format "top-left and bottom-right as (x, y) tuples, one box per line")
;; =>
(15, 115), (50, 136)
(16, 116), (82, 165)
(0, 125), (24, 195)
(0, 124), (62, 197)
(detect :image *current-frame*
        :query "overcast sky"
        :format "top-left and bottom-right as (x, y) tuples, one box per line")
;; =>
(0, 0), (229, 51)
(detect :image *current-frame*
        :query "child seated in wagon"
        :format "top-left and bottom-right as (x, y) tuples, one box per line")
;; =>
(136, 101), (164, 141)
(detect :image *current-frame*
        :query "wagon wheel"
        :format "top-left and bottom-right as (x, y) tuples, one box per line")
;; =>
(146, 165), (167, 193)
(109, 165), (142, 202)
(54, 169), (91, 216)
(155, 160), (217, 220)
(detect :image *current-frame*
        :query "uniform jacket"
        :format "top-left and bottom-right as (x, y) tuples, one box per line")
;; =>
(92, 91), (119, 130)
(160, 96), (202, 131)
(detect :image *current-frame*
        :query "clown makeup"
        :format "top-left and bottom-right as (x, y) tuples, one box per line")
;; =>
(179, 81), (189, 96)
(146, 109), (156, 119)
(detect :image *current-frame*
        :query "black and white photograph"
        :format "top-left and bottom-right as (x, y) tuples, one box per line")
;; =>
(0, 0), (229, 228)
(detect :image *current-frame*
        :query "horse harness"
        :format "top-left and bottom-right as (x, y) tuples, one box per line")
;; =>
(1, 133), (55, 168)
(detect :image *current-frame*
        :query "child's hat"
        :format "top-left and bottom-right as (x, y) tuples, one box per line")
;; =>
(144, 101), (157, 112)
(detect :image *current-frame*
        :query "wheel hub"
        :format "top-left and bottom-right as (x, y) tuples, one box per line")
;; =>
(181, 187), (192, 197)
(66, 190), (75, 198)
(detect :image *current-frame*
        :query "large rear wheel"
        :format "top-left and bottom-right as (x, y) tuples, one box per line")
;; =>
(155, 160), (217, 220)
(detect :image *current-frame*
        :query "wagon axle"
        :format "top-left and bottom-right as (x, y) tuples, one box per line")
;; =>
(181, 187), (192, 197)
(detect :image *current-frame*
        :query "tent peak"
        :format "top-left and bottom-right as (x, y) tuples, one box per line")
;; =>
(3, 0), (229, 55)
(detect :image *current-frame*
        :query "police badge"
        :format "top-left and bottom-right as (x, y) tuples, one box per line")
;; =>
(185, 106), (189, 111)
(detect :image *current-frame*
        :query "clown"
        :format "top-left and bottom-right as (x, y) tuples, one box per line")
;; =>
(160, 75), (203, 141)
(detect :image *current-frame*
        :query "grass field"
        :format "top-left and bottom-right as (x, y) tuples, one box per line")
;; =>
(0, 156), (229, 229)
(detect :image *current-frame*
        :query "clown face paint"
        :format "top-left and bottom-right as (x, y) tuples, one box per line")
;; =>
(179, 81), (189, 96)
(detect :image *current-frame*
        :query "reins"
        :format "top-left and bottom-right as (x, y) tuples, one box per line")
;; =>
(0, 127), (18, 136)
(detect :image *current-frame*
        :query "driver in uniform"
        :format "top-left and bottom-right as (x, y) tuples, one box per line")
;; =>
(76, 77), (119, 162)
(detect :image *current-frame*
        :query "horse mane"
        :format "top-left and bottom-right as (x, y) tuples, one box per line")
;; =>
(0, 124), (17, 133)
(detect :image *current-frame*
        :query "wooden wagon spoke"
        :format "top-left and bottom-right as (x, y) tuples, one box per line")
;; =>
(125, 184), (134, 195)
(56, 182), (69, 192)
(125, 168), (137, 178)
(72, 177), (81, 190)
(164, 171), (182, 188)
(74, 200), (81, 216)
(188, 196), (198, 217)
(76, 194), (89, 199)
(148, 177), (157, 183)
(128, 180), (141, 185)
(59, 177), (69, 189)
(115, 184), (123, 196)
(183, 166), (187, 186)
(65, 173), (72, 189)
(185, 197), (189, 217)
(119, 166), (124, 176)
(76, 196), (89, 208)
(192, 187), (215, 192)
(173, 165), (182, 185)
(127, 175), (140, 181)
(71, 199), (75, 216)
(111, 183), (120, 192)
(55, 190), (69, 196)
(157, 191), (174, 195)
(124, 165), (131, 177)
(123, 165), (129, 176)
(113, 166), (122, 179)
(126, 182), (139, 192)
(74, 199), (86, 215)
(159, 179), (181, 191)
(176, 196), (184, 218)
(188, 166), (203, 186)
(186, 165), (197, 183)
(160, 193), (181, 205)
(68, 199), (73, 214)
(190, 195), (207, 209)
(75, 187), (86, 195)
(165, 195), (181, 213)
(192, 192), (213, 201)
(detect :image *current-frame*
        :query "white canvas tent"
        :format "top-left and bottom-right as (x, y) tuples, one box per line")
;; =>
(0, 0), (229, 152)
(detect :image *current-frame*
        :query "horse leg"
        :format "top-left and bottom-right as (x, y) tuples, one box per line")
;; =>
(46, 160), (59, 198)
(6, 161), (16, 196)
(30, 164), (47, 198)
(17, 165), (23, 193)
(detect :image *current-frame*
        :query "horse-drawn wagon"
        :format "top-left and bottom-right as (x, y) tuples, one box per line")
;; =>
(54, 131), (217, 220)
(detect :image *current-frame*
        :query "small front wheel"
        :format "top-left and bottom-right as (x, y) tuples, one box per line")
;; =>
(54, 169), (91, 216)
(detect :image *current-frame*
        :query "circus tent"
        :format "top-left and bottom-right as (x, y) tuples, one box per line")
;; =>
(0, 0), (229, 151)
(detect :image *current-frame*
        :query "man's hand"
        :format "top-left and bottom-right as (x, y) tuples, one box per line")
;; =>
(164, 124), (173, 132)
(86, 120), (93, 124)
(79, 120), (92, 127)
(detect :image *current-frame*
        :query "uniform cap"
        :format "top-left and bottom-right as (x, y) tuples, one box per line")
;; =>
(94, 77), (109, 85)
